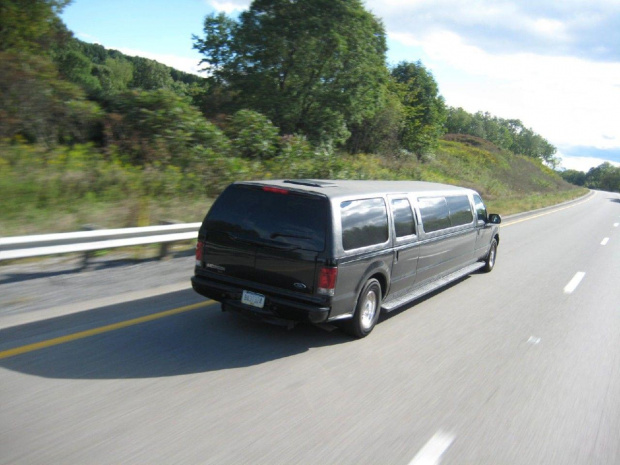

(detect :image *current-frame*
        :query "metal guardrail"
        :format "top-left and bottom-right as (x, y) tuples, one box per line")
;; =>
(2, 191), (593, 263)
(0, 223), (201, 261)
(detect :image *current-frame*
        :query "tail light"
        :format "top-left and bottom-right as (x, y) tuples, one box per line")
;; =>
(262, 186), (289, 195)
(195, 240), (204, 267)
(318, 266), (338, 296)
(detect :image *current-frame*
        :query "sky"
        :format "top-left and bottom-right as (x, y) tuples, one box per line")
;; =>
(61, 0), (620, 172)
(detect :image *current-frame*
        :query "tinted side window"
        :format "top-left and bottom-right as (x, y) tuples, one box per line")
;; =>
(391, 198), (416, 238)
(446, 195), (474, 226)
(473, 194), (487, 222)
(418, 197), (451, 233)
(341, 198), (389, 250)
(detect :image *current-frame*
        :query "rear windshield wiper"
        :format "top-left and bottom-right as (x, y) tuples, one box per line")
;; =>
(270, 233), (313, 240)
(228, 233), (300, 250)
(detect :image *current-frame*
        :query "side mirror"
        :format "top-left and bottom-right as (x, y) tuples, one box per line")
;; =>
(488, 213), (502, 224)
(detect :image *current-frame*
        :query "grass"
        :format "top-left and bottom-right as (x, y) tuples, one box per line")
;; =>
(486, 189), (587, 216)
(1, 136), (585, 237)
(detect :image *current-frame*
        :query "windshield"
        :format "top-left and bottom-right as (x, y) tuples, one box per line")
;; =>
(203, 185), (328, 252)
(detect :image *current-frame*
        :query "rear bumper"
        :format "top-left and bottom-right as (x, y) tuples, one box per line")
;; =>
(191, 275), (330, 324)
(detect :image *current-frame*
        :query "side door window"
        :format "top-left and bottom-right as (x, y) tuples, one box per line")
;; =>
(390, 197), (416, 239)
(418, 197), (451, 233)
(446, 195), (474, 226)
(473, 194), (488, 223)
(340, 198), (389, 250)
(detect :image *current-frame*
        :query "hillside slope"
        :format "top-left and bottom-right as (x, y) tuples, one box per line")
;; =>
(435, 135), (574, 193)
(0, 135), (584, 236)
(325, 134), (582, 214)
(418, 135), (583, 213)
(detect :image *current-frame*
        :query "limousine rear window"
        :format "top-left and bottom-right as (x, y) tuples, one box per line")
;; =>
(446, 195), (474, 226)
(418, 197), (451, 233)
(204, 185), (328, 252)
(341, 198), (389, 250)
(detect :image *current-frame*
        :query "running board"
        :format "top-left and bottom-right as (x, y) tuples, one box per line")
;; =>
(382, 262), (485, 312)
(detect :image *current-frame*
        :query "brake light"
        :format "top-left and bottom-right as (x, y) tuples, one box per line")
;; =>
(195, 240), (204, 266)
(318, 266), (338, 296)
(263, 186), (289, 195)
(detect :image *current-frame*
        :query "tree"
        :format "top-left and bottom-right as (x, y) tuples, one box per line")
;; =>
(130, 57), (174, 90)
(96, 57), (134, 95)
(55, 49), (102, 95)
(104, 89), (230, 166)
(585, 163), (620, 193)
(445, 107), (473, 134)
(0, 0), (72, 53)
(560, 169), (587, 186)
(226, 109), (280, 160)
(391, 61), (446, 159)
(474, 112), (513, 150)
(0, 51), (102, 145)
(346, 86), (404, 155)
(193, 0), (388, 145)
(444, 106), (557, 164)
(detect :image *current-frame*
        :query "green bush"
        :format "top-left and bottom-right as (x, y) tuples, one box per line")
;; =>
(226, 109), (280, 160)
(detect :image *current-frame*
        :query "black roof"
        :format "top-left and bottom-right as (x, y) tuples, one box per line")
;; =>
(236, 179), (476, 200)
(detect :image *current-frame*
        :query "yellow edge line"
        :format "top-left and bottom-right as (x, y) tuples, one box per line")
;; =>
(501, 193), (594, 228)
(0, 301), (215, 360)
(0, 193), (593, 360)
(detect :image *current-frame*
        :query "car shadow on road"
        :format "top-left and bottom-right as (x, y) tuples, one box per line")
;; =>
(0, 290), (352, 380)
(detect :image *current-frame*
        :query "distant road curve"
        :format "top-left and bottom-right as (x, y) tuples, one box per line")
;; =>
(1, 189), (618, 465)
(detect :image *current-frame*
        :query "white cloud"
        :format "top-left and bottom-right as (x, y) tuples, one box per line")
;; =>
(115, 47), (206, 76)
(558, 154), (620, 172)
(389, 29), (620, 152)
(367, 0), (620, 60)
(76, 32), (101, 43)
(209, 0), (250, 14)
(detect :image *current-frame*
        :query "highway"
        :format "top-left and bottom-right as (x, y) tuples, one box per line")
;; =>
(1, 190), (619, 464)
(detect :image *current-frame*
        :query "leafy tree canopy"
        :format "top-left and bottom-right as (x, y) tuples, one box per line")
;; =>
(0, 51), (102, 145)
(445, 107), (558, 166)
(391, 61), (446, 159)
(194, 0), (389, 145)
(0, 0), (72, 53)
(561, 162), (620, 193)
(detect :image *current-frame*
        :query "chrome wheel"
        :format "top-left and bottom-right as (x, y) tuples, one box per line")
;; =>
(483, 239), (497, 272)
(488, 245), (496, 267)
(342, 278), (382, 338)
(360, 290), (378, 330)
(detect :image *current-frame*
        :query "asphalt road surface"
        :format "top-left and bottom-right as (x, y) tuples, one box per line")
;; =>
(1, 190), (619, 464)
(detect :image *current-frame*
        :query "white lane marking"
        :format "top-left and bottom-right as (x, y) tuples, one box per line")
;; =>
(601, 237), (610, 246)
(408, 431), (456, 465)
(528, 336), (541, 345)
(614, 223), (619, 227)
(564, 272), (586, 294)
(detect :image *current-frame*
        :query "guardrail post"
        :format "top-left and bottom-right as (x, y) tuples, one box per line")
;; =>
(81, 224), (101, 268)
(158, 220), (179, 260)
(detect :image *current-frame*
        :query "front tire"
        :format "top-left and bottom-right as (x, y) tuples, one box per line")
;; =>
(343, 278), (382, 338)
(482, 239), (497, 272)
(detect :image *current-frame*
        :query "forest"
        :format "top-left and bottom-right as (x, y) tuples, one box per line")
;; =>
(1, 0), (603, 236)
(2, 0), (561, 162)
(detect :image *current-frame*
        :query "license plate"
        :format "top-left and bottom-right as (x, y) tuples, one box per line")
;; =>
(241, 290), (265, 309)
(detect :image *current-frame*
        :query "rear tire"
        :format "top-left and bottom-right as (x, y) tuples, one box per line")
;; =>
(482, 239), (497, 272)
(343, 278), (382, 338)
